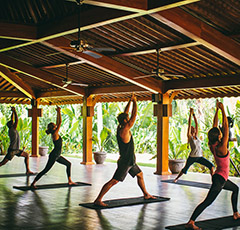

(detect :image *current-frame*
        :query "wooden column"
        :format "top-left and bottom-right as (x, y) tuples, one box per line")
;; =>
(81, 96), (94, 165)
(154, 93), (172, 175)
(28, 99), (42, 157)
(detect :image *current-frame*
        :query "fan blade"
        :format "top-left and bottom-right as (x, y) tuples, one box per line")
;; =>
(63, 83), (69, 88)
(83, 50), (102, 59)
(71, 83), (88, 87)
(90, 47), (116, 52)
(163, 74), (184, 78)
(133, 74), (154, 79)
(45, 52), (62, 57)
(158, 75), (170, 81)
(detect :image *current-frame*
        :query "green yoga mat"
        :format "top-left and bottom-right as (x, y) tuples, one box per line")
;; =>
(166, 215), (240, 230)
(13, 182), (91, 191)
(161, 179), (211, 189)
(0, 173), (37, 178)
(79, 196), (170, 209)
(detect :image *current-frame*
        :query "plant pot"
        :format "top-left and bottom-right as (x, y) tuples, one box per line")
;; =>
(93, 151), (107, 164)
(39, 146), (49, 156)
(169, 159), (185, 174)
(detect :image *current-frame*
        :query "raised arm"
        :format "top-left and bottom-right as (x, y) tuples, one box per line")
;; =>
(11, 107), (18, 129)
(128, 96), (137, 129)
(55, 106), (62, 134)
(187, 108), (193, 140)
(124, 96), (132, 114)
(193, 111), (198, 137)
(217, 102), (229, 154)
(213, 100), (219, 128)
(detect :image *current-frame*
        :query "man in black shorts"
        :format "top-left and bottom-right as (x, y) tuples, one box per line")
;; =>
(94, 95), (155, 207)
(0, 107), (33, 174)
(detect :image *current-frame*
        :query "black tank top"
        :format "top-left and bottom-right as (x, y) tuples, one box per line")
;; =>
(51, 136), (62, 156)
(117, 128), (135, 166)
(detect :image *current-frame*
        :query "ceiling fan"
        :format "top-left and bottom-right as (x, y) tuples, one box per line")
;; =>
(62, 64), (88, 87)
(63, 0), (116, 58)
(133, 49), (185, 80)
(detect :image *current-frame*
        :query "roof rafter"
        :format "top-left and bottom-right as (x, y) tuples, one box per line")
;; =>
(164, 74), (240, 93)
(0, 90), (27, 98)
(45, 37), (162, 94)
(150, 8), (240, 66)
(0, 54), (85, 97)
(88, 85), (148, 95)
(0, 66), (36, 99)
(0, 0), (199, 53)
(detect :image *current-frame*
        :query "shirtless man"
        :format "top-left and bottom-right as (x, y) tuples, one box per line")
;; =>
(0, 107), (33, 174)
(94, 95), (155, 207)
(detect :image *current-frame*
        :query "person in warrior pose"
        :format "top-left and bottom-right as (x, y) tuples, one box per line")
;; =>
(0, 107), (33, 174)
(186, 101), (240, 230)
(31, 106), (75, 188)
(94, 95), (155, 207)
(174, 108), (214, 183)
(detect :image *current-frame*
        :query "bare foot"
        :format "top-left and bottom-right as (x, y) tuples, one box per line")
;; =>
(68, 181), (77, 186)
(185, 220), (201, 230)
(233, 212), (240, 220)
(26, 171), (34, 175)
(94, 200), (108, 207)
(30, 183), (37, 190)
(173, 178), (178, 183)
(144, 194), (156, 200)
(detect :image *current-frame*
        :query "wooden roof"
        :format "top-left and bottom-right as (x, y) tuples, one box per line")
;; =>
(0, 0), (240, 105)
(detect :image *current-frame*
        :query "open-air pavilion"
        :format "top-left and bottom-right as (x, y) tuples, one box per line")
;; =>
(1, 0), (240, 229)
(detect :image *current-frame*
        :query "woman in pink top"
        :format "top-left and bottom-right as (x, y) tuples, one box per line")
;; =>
(186, 101), (240, 230)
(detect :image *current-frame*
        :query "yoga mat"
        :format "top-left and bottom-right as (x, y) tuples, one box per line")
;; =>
(161, 179), (211, 189)
(0, 173), (37, 178)
(79, 196), (170, 209)
(166, 215), (240, 230)
(13, 182), (91, 191)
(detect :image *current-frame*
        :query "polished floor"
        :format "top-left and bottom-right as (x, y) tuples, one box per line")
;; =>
(0, 155), (240, 230)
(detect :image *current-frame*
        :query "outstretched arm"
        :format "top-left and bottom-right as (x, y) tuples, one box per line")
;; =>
(213, 100), (219, 128)
(187, 108), (193, 140)
(128, 96), (137, 129)
(124, 96), (132, 114)
(193, 112), (198, 137)
(55, 106), (62, 134)
(217, 102), (229, 154)
(11, 107), (18, 129)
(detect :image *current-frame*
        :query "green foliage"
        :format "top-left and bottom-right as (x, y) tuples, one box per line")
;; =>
(92, 127), (112, 152)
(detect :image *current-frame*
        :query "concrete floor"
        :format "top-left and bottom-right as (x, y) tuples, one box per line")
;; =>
(0, 155), (240, 230)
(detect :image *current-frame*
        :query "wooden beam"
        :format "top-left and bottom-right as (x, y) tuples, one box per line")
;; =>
(163, 74), (240, 93)
(0, 66), (36, 99)
(45, 37), (162, 94)
(0, 54), (85, 96)
(84, 0), (200, 12)
(150, 8), (240, 66)
(0, 0), (199, 53)
(0, 91), (27, 98)
(0, 22), (36, 41)
(81, 0), (148, 12)
(88, 85), (148, 95)
(36, 90), (76, 98)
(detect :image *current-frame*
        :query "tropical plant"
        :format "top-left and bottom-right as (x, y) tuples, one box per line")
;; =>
(92, 127), (112, 152)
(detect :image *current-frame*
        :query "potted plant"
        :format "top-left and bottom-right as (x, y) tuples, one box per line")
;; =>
(92, 127), (112, 164)
(168, 140), (188, 173)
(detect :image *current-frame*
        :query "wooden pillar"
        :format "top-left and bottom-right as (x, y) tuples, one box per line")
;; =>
(81, 96), (94, 165)
(154, 93), (172, 175)
(28, 99), (42, 157)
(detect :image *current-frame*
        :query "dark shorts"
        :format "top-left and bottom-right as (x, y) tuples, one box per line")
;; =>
(6, 149), (23, 161)
(112, 163), (142, 182)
